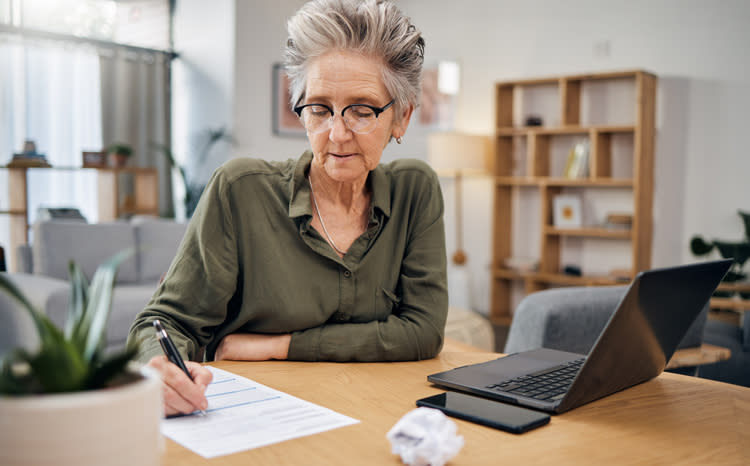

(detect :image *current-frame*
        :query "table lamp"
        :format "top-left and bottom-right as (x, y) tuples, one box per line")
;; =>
(428, 132), (491, 265)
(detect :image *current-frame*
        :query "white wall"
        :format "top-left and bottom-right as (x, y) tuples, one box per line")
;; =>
(221, 0), (750, 315)
(397, 0), (750, 314)
(172, 0), (235, 218)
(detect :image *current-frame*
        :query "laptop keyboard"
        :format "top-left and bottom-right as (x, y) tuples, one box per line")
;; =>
(485, 358), (586, 402)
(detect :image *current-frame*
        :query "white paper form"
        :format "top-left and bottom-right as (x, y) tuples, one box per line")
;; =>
(161, 366), (360, 458)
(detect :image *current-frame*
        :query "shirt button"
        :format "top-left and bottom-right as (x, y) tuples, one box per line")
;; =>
(343, 270), (351, 278)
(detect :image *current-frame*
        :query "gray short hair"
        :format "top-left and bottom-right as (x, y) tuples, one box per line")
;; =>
(284, 0), (425, 118)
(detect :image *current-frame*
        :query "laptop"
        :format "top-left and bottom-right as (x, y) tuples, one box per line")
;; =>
(428, 259), (732, 414)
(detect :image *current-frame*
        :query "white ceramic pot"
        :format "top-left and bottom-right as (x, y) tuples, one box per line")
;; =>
(0, 366), (163, 466)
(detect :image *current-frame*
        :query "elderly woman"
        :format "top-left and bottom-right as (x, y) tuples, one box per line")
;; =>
(127, 0), (447, 416)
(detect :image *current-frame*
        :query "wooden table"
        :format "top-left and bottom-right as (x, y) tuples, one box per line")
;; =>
(163, 341), (750, 465)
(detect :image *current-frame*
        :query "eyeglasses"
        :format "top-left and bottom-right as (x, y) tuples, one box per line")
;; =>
(293, 99), (395, 135)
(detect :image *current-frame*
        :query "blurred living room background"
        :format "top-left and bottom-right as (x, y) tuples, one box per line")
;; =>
(1, 1), (749, 362)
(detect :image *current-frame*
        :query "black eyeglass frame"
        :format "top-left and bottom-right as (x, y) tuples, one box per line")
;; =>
(293, 99), (395, 120)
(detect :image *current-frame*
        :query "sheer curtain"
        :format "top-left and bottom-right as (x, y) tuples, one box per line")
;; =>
(0, 38), (102, 269)
(99, 48), (172, 217)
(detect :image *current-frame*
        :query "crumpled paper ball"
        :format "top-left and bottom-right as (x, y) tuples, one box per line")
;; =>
(386, 407), (464, 466)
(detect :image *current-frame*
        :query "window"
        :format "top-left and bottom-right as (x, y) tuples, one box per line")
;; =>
(0, 0), (172, 271)
(2, 0), (170, 49)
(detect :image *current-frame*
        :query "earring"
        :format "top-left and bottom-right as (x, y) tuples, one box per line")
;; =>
(396, 136), (403, 144)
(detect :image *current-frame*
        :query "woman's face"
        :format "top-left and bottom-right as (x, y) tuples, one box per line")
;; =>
(302, 50), (412, 184)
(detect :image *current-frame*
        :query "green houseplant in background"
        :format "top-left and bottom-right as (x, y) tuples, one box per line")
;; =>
(691, 210), (750, 298)
(107, 142), (134, 168)
(0, 252), (162, 465)
(151, 127), (236, 218)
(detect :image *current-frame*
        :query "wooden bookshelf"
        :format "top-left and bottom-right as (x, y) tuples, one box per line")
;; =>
(490, 70), (656, 324)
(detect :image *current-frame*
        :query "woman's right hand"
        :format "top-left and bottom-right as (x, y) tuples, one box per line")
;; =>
(147, 355), (213, 416)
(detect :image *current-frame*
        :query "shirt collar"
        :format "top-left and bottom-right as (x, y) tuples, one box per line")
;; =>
(288, 150), (314, 219)
(287, 150), (392, 220)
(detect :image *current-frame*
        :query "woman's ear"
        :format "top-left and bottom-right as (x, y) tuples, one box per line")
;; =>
(392, 104), (414, 140)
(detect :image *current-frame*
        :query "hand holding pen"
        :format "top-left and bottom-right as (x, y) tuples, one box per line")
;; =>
(149, 319), (212, 417)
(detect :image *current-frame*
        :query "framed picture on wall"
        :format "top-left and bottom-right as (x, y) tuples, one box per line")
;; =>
(272, 63), (306, 137)
(418, 62), (457, 130)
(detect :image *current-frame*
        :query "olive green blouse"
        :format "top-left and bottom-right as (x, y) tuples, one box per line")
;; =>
(127, 151), (448, 363)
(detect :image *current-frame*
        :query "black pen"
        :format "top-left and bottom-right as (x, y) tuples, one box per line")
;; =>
(153, 319), (207, 416)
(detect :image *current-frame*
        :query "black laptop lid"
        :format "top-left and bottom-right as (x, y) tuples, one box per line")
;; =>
(557, 259), (732, 412)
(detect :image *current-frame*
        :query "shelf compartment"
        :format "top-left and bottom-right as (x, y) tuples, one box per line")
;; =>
(496, 125), (634, 136)
(495, 177), (633, 187)
(493, 268), (626, 287)
(544, 226), (632, 239)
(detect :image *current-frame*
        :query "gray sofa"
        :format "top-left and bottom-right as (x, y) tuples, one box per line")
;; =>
(0, 218), (187, 356)
(504, 286), (708, 366)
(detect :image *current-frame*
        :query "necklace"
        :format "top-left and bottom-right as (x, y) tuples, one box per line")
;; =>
(308, 176), (367, 256)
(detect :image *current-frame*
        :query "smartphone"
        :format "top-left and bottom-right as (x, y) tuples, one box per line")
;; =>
(416, 392), (550, 434)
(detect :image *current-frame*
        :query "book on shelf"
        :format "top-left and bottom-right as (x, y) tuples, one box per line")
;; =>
(7, 152), (51, 168)
(564, 141), (589, 179)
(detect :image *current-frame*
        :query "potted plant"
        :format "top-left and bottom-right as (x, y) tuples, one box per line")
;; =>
(151, 127), (235, 218)
(691, 209), (750, 298)
(0, 251), (162, 466)
(107, 143), (133, 168)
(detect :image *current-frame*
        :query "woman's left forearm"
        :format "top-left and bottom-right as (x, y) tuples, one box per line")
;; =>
(214, 333), (291, 361)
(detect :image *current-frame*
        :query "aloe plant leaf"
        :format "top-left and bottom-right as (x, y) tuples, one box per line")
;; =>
(0, 273), (55, 344)
(31, 336), (88, 393)
(81, 249), (134, 362)
(65, 261), (90, 342)
(85, 346), (138, 390)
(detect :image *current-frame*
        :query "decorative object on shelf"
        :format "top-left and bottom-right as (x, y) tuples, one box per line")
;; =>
(603, 212), (633, 230)
(428, 131), (491, 265)
(7, 139), (51, 168)
(81, 150), (107, 168)
(690, 209), (750, 297)
(553, 194), (582, 228)
(106, 142), (133, 168)
(0, 251), (161, 465)
(525, 115), (543, 126)
(504, 256), (539, 273)
(151, 126), (236, 218)
(562, 265), (582, 276)
(563, 140), (590, 179)
(609, 267), (633, 282)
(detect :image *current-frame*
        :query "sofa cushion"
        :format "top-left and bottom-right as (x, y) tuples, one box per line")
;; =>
(46, 282), (159, 352)
(133, 218), (188, 282)
(33, 221), (138, 284)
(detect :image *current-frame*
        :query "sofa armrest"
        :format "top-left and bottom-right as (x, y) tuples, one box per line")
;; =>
(15, 244), (33, 273)
(0, 273), (69, 356)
